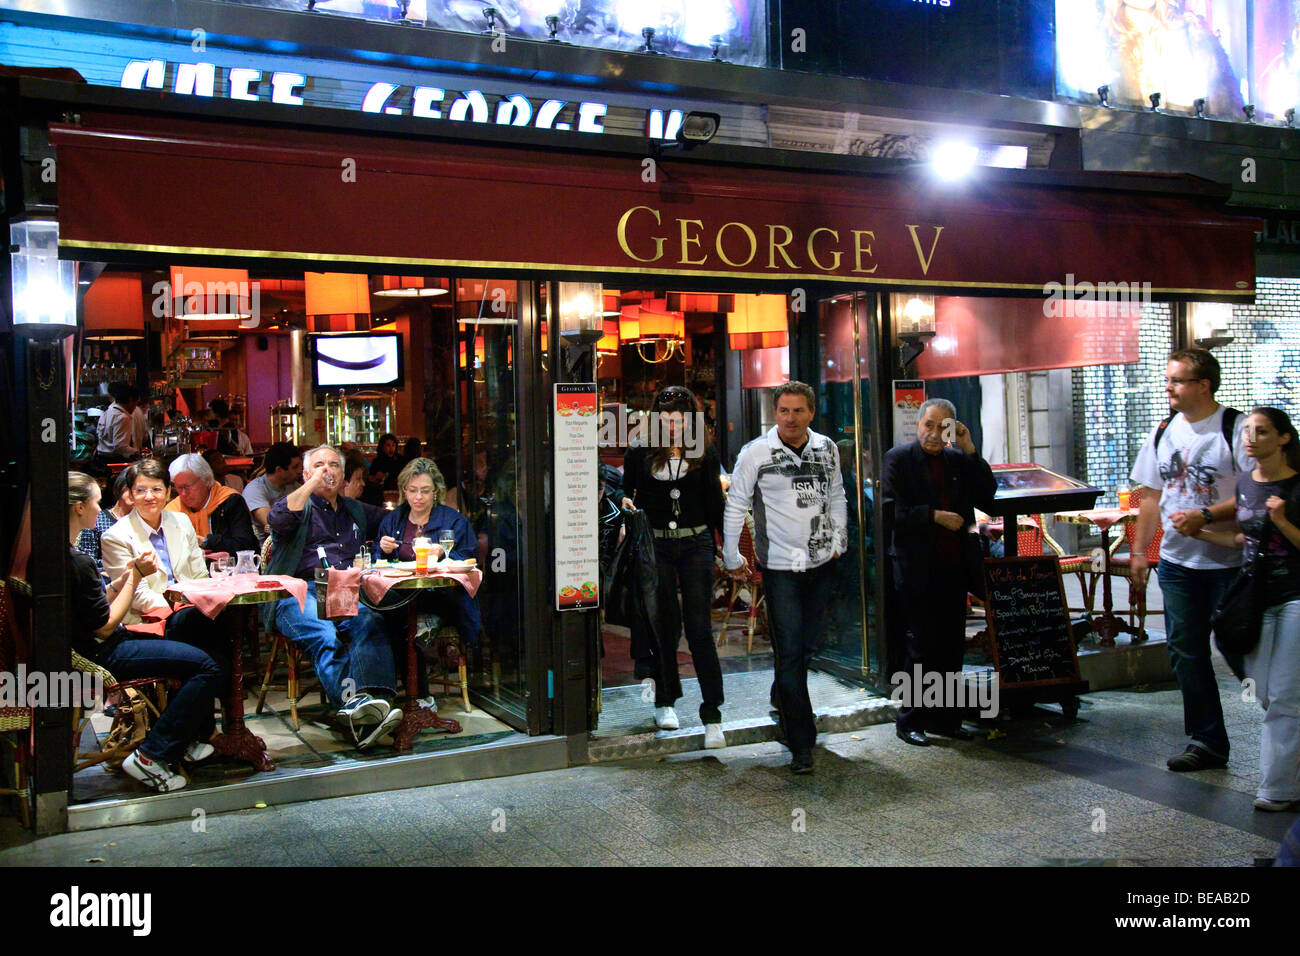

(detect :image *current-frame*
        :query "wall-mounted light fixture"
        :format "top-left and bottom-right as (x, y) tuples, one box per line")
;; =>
(710, 35), (725, 62)
(892, 294), (936, 366)
(482, 6), (499, 34)
(640, 27), (660, 55)
(557, 281), (604, 346)
(10, 219), (77, 339)
(1189, 301), (1235, 350)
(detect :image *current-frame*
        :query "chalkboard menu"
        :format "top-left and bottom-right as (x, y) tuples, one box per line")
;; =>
(983, 556), (1081, 689)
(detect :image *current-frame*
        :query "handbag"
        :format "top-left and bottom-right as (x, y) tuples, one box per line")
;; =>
(1210, 522), (1268, 657)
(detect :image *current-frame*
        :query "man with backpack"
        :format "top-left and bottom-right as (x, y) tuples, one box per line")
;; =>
(1130, 348), (1252, 772)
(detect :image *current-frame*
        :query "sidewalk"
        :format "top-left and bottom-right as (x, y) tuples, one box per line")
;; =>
(1, 652), (1289, 866)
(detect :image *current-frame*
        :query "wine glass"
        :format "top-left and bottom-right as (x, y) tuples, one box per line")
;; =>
(439, 530), (456, 562)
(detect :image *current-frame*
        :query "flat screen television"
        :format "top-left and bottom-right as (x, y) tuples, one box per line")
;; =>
(310, 333), (404, 390)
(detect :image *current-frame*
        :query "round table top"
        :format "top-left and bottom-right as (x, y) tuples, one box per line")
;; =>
(1053, 507), (1139, 527)
(165, 579), (288, 606)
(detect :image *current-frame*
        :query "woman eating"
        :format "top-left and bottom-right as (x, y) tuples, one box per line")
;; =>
(67, 472), (228, 793)
(373, 458), (482, 703)
(1195, 407), (1300, 812)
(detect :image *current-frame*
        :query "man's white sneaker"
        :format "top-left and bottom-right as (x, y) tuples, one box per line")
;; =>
(703, 723), (726, 749)
(336, 692), (387, 727)
(122, 750), (188, 792)
(1254, 796), (1299, 811)
(356, 706), (404, 751)
(654, 706), (679, 730)
(184, 741), (215, 763)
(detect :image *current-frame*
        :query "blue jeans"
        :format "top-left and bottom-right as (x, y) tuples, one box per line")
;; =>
(270, 582), (397, 704)
(1246, 599), (1300, 802)
(763, 567), (834, 755)
(99, 607), (229, 764)
(1158, 561), (1242, 758)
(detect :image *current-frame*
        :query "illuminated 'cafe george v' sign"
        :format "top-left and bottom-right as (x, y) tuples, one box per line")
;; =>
(118, 59), (690, 139)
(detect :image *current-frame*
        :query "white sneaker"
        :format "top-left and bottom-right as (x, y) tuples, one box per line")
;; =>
(1254, 796), (1299, 811)
(703, 723), (726, 749)
(654, 706), (679, 730)
(122, 750), (188, 793)
(416, 696), (439, 713)
(336, 692), (387, 727)
(184, 741), (215, 763)
(356, 706), (404, 751)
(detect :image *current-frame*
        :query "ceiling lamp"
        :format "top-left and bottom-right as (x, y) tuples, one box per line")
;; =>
(597, 318), (620, 355)
(727, 294), (788, 350)
(456, 278), (517, 324)
(619, 305), (642, 343)
(636, 299), (685, 340)
(305, 271), (371, 333)
(83, 273), (146, 341)
(667, 292), (735, 313)
(170, 266), (252, 323)
(372, 275), (449, 298)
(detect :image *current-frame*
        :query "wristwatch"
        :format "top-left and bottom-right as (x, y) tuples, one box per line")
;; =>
(1200, 507), (1214, 525)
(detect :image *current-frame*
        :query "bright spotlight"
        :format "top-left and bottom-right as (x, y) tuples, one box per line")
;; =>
(931, 142), (979, 181)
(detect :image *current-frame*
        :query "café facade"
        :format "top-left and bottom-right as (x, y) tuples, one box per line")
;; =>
(0, 5), (1261, 833)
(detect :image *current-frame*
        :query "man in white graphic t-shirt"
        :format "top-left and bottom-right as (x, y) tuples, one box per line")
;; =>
(1130, 349), (1252, 773)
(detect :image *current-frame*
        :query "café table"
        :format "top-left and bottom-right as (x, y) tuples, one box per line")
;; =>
(165, 579), (291, 772)
(1052, 507), (1141, 647)
(361, 567), (465, 751)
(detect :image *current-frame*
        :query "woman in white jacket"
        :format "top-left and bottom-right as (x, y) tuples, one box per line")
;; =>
(100, 458), (209, 624)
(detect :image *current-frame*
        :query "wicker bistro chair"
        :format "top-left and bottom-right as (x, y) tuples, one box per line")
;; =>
(0, 579), (32, 827)
(70, 650), (177, 773)
(255, 535), (323, 730)
(1040, 517), (1121, 616)
(716, 515), (766, 655)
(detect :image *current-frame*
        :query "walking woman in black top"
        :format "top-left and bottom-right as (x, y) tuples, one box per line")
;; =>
(1195, 407), (1300, 811)
(621, 385), (728, 747)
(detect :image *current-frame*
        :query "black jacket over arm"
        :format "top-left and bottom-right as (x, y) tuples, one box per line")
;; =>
(204, 495), (258, 555)
(880, 440), (997, 599)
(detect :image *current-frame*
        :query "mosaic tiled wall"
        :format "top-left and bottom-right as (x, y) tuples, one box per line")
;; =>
(1071, 278), (1300, 509)
(1072, 304), (1174, 509)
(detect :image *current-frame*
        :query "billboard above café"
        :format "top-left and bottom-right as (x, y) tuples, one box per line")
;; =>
(215, 0), (768, 68)
(1056, 1), (1299, 122)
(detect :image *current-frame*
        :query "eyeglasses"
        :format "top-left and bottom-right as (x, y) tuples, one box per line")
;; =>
(132, 487), (166, 498)
(1163, 377), (1205, 387)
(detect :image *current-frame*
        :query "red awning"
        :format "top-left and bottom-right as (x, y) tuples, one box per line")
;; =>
(50, 113), (1257, 298)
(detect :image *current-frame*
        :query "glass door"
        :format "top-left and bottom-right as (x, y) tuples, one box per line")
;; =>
(809, 293), (881, 681)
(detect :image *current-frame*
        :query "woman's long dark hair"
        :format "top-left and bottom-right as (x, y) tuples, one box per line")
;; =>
(1250, 406), (1300, 471)
(647, 385), (703, 474)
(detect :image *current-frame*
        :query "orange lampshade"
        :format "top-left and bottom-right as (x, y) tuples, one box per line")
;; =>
(83, 273), (145, 340)
(170, 266), (251, 332)
(667, 292), (735, 313)
(456, 278), (517, 321)
(602, 291), (622, 316)
(636, 299), (684, 340)
(619, 305), (641, 342)
(305, 272), (371, 333)
(597, 319), (620, 355)
(372, 275), (449, 298)
(728, 294), (788, 350)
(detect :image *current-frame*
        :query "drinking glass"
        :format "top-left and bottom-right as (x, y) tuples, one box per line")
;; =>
(217, 555), (234, 577)
(439, 530), (456, 560)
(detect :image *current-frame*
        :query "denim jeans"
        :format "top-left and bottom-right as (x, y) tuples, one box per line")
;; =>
(763, 566), (834, 755)
(1246, 599), (1300, 802)
(647, 530), (724, 724)
(1158, 561), (1241, 758)
(99, 606), (230, 764)
(271, 582), (397, 704)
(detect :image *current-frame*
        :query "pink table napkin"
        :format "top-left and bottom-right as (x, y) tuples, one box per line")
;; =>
(169, 574), (309, 620)
(325, 568), (362, 618)
(1068, 508), (1136, 532)
(361, 567), (484, 606)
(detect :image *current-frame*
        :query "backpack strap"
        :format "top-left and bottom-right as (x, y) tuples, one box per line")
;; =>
(1152, 411), (1176, 452)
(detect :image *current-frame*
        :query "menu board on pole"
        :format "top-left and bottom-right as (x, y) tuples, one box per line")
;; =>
(553, 383), (600, 611)
(892, 380), (926, 448)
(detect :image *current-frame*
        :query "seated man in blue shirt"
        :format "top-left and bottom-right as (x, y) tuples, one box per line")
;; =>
(265, 444), (399, 749)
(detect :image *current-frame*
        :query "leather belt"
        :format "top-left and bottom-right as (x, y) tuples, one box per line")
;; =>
(651, 524), (709, 539)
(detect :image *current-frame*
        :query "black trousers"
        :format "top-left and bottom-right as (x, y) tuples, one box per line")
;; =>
(897, 565), (969, 734)
(764, 567), (834, 755)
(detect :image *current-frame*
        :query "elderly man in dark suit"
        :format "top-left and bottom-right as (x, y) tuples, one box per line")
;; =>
(882, 397), (997, 746)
